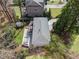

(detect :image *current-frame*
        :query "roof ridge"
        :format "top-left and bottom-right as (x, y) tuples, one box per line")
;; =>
(33, 0), (43, 7)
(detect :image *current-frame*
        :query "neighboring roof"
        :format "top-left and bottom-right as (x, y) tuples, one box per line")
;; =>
(25, 0), (44, 7)
(32, 17), (50, 47)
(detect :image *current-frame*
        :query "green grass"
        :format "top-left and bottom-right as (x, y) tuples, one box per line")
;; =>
(14, 29), (24, 45)
(13, 6), (21, 19)
(51, 34), (66, 51)
(26, 55), (49, 59)
(70, 34), (79, 54)
(43, 34), (66, 59)
(51, 33), (79, 54)
(50, 8), (62, 18)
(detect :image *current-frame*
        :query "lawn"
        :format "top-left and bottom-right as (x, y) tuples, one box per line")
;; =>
(13, 6), (21, 19)
(26, 53), (64, 59)
(26, 55), (50, 59)
(51, 33), (79, 54)
(70, 34), (79, 54)
(14, 28), (24, 45)
(13, 6), (23, 44)
(50, 8), (62, 18)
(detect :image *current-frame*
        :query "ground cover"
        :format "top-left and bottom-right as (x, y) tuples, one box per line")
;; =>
(50, 8), (62, 18)
(70, 34), (79, 54)
(14, 28), (24, 45)
(13, 6), (21, 19)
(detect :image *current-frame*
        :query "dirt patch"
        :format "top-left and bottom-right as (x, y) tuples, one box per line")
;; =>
(68, 51), (79, 59)
(29, 47), (48, 56)
(14, 45), (22, 53)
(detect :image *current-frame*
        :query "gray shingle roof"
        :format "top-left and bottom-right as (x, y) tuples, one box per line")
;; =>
(32, 17), (50, 47)
(26, 0), (44, 7)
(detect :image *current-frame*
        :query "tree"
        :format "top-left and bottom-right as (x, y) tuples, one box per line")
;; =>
(54, 0), (79, 35)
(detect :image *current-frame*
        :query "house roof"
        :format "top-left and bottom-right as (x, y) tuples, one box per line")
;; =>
(32, 17), (50, 47)
(26, 0), (44, 7)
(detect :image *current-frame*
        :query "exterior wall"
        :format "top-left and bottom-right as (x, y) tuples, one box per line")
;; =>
(26, 6), (44, 17)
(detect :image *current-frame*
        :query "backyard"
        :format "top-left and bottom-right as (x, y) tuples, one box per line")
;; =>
(8, 0), (79, 59)
(12, 2), (79, 59)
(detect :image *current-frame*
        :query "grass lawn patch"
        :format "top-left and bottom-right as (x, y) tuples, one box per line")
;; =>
(51, 33), (79, 54)
(70, 34), (79, 54)
(43, 34), (66, 59)
(26, 55), (49, 59)
(13, 6), (21, 19)
(51, 34), (66, 51)
(14, 28), (24, 45)
(50, 8), (62, 18)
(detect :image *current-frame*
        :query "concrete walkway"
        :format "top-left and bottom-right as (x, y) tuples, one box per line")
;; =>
(45, 3), (66, 8)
